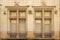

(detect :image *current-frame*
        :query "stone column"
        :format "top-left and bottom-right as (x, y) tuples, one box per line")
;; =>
(0, 6), (8, 39)
(26, 6), (35, 39)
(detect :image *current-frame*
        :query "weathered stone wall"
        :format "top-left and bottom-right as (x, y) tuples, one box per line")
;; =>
(0, 0), (60, 39)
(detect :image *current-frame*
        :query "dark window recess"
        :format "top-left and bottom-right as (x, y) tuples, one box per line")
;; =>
(10, 33), (17, 38)
(44, 33), (52, 38)
(19, 33), (27, 39)
(34, 33), (42, 38)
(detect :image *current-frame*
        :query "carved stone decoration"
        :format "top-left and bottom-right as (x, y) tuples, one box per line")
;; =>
(4, 10), (7, 15)
(29, 10), (32, 14)
(55, 10), (57, 14)
(0, 4), (1, 17)
(0, 4), (2, 6)
(4, 8), (8, 15)
(26, 5), (35, 38)
(14, 2), (20, 6)
(27, 5), (35, 14)
(41, 0), (47, 6)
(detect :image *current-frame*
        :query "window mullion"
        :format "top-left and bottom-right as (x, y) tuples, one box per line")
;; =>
(51, 10), (54, 38)
(8, 10), (10, 34)
(42, 9), (45, 38)
(16, 10), (19, 38)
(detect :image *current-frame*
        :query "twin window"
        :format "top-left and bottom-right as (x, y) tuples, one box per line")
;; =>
(9, 10), (52, 38)
(10, 11), (26, 39)
(35, 11), (52, 38)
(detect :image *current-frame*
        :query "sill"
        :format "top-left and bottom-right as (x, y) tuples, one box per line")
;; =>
(35, 17), (42, 19)
(44, 17), (52, 19)
(19, 17), (26, 19)
(34, 38), (54, 39)
(1, 39), (55, 40)
(9, 17), (17, 19)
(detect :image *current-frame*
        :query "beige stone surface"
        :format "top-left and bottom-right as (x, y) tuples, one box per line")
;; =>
(54, 31), (60, 39)
(27, 31), (34, 39)
(0, 32), (8, 39)
(0, 0), (60, 39)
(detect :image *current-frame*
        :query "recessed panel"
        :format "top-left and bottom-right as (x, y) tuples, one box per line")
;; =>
(35, 20), (42, 33)
(19, 12), (26, 17)
(10, 20), (17, 33)
(44, 11), (51, 17)
(19, 19), (26, 33)
(35, 12), (42, 17)
(44, 19), (51, 33)
(10, 12), (17, 17)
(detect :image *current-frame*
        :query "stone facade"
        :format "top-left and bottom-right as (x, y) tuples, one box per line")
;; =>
(0, 0), (60, 40)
